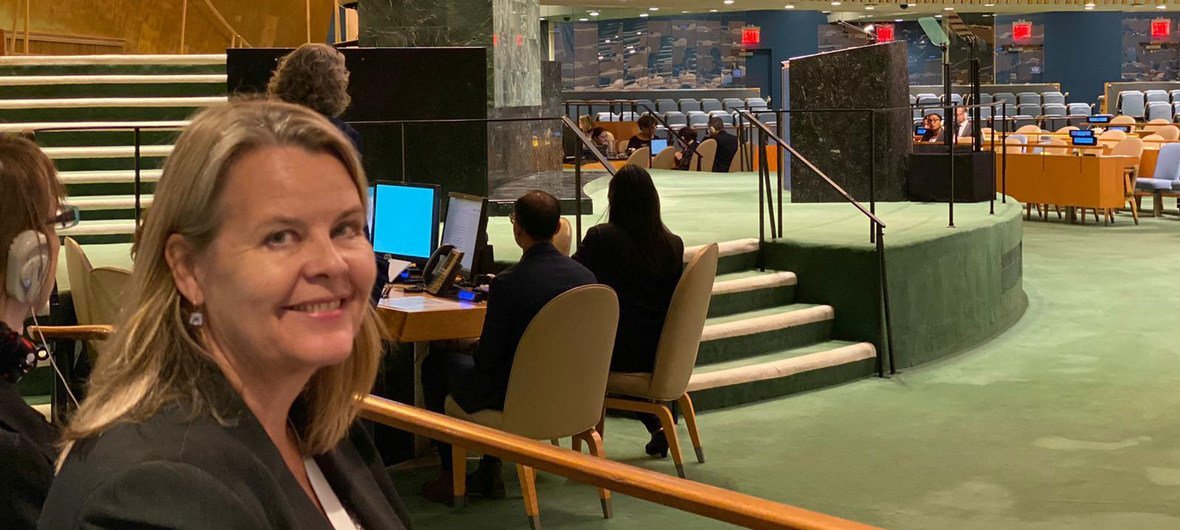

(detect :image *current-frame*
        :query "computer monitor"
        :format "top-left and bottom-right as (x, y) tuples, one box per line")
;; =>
(1088, 115), (1113, 124)
(372, 182), (440, 263)
(1069, 129), (1094, 138)
(366, 185), (375, 240)
(915, 126), (929, 136)
(1072, 136), (1098, 146)
(440, 192), (489, 277)
(1109, 125), (1132, 133)
(650, 138), (668, 153)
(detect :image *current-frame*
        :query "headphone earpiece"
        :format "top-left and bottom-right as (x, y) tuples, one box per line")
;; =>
(7, 230), (49, 304)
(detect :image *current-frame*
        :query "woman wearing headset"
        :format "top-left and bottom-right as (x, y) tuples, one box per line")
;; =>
(0, 134), (76, 530)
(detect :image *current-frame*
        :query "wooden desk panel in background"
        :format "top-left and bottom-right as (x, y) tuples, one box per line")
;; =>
(996, 153), (1130, 210)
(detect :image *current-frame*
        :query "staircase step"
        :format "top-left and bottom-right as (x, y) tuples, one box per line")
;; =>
(0, 75), (226, 99)
(60, 219), (136, 237)
(0, 55), (227, 76)
(0, 96), (225, 109)
(68, 195), (154, 211)
(59, 169), (164, 185)
(708, 270), (797, 317)
(687, 341), (877, 410)
(0, 74), (226, 86)
(43, 145), (172, 159)
(686, 238), (759, 274)
(0, 120), (190, 133)
(697, 304), (835, 365)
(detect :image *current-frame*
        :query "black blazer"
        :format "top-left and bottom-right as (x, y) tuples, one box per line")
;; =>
(39, 378), (411, 530)
(0, 378), (58, 530)
(573, 224), (684, 373)
(711, 130), (739, 173)
(451, 242), (596, 414)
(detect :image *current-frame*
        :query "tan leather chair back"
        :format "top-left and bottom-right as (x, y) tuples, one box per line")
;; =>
(64, 237), (94, 325)
(502, 285), (619, 439)
(1041, 137), (1068, 155)
(89, 267), (131, 326)
(1157, 125), (1180, 141)
(1144, 134), (1165, 141)
(1099, 129), (1127, 141)
(1111, 115), (1136, 125)
(625, 147), (651, 168)
(646, 243), (719, 401)
(650, 145), (677, 169)
(1015, 125), (1042, 135)
(728, 143), (748, 172)
(616, 139), (630, 154)
(1110, 137), (1145, 172)
(553, 218), (573, 256)
(1055, 126), (1079, 134)
(694, 139), (717, 172)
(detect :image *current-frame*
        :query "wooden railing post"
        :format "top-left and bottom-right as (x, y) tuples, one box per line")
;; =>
(179, 0), (188, 53)
(23, 0), (30, 54)
(305, 0), (312, 43)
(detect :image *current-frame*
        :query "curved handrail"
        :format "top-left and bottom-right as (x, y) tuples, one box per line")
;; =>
(200, 0), (252, 47)
(737, 110), (884, 228)
(360, 395), (878, 530)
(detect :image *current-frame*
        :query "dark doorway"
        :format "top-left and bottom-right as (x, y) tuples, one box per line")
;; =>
(745, 49), (773, 100)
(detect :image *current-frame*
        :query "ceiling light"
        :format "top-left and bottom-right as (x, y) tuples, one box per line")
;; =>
(1158, 4), (1168, 8)
(639, 13), (648, 17)
(683, 10), (690, 13)
(895, 18), (903, 22)
(866, 5), (876, 10)
(831, 1), (841, 5)
(589, 11), (599, 16)
(539, 17), (545, 21)
(935, 14), (942, 18)
(1083, 5), (1094, 9)
(1084, 1), (1095, 5)
(984, 3), (995, 6)
(649, 6), (659, 10)
(785, 4), (795, 8)
(982, 13), (992, 17)
(598, 56), (604, 60)
(710, 8), (718, 11)
(944, 6), (954, 10)
(579, 18), (588, 21)
(605, 38), (611, 43)
(723, 0), (734, 4)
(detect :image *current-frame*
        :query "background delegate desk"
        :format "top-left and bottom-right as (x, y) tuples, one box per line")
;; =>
(998, 153), (1133, 223)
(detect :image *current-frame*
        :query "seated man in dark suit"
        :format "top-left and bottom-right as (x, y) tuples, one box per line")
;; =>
(420, 190), (596, 503)
(707, 116), (739, 172)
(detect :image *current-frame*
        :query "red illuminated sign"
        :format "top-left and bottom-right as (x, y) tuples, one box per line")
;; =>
(1012, 20), (1032, 41)
(741, 26), (761, 46)
(876, 24), (895, 43)
(1152, 18), (1171, 39)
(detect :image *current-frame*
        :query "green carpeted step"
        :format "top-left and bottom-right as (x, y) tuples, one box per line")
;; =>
(696, 304), (835, 365)
(686, 238), (760, 275)
(0, 54), (226, 76)
(0, 79), (227, 99)
(66, 234), (133, 245)
(0, 105), (210, 123)
(34, 129), (181, 148)
(55, 157), (168, 172)
(708, 269), (797, 318)
(687, 341), (877, 411)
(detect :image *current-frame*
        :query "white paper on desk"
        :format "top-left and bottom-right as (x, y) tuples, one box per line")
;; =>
(378, 296), (460, 312)
(387, 258), (412, 280)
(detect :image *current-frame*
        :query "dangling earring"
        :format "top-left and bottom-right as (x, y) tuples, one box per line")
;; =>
(188, 308), (205, 327)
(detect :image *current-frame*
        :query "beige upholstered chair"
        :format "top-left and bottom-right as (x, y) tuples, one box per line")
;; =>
(1015, 124), (1043, 135)
(1144, 133), (1165, 141)
(1098, 129), (1127, 149)
(445, 285), (620, 525)
(1003, 135), (1027, 154)
(64, 237), (130, 356)
(616, 139), (630, 154)
(1040, 137), (1068, 155)
(727, 143), (749, 172)
(602, 243), (719, 478)
(1110, 115), (1136, 126)
(1055, 126), (1079, 134)
(1096, 137), (1145, 224)
(694, 139), (717, 172)
(625, 146), (651, 168)
(1156, 125), (1180, 141)
(553, 218), (573, 256)
(650, 145), (677, 169)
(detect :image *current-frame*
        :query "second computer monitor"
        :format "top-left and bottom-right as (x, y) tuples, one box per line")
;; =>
(372, 182), (440, 263)
(650, 138), (668, 153)
(440, 192), (488, 277)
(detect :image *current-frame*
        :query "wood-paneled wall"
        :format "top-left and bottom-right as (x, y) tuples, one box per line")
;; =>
(1, 0), (335, 55)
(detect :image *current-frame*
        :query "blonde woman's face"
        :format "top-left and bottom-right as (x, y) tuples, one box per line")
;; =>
(191, 146), (375, 375)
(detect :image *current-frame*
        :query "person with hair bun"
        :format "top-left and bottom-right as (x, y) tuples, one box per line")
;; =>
(268, 43), (362, 156)
(0, 134), (73, 530)
(40, 100), (409, 530)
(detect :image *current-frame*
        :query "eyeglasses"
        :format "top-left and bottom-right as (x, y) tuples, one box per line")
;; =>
(47, 205), (80, 229)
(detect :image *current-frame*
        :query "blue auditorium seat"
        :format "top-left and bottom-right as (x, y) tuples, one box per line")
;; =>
(722, 98), (746, 112)
(678, 99), (702, 113)
(656, 98), (679, 113)
(595, 112), (616, 122)
(1017, 103), (1042, 117)
(663, 111), (687, 128)
(1041, 104), (1067, 130)
(635, 99), (656, 114)
(687, 111), (709, 128)
(708, 110), (734, 126)
(1171, 90), (1180, 102)
(1041, 91), (1065, 105)
(701, 98), (723, 113)
(949, 94), (964, 106)
(1138, 143), (1180, 192)
(745, 97), (769, 110)
(1173, 102), (1180, 120)
(1148, 101), (1173, 122)
(1013, 115), (1037, 129)
(914, 92), (937, 101)
(1067, 103), (1092, 116)
(1017, 92), (1040, 106)
(1118, 91), (1146, 118)
(1145, 89), (1170, 103)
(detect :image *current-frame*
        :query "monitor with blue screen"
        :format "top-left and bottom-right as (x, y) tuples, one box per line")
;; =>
(1108, 125), (1132, 133)
(1088, 115), (1112, 124)
(366, 186), (375, 240)
(372, 182), (440, 263)
(440, 192), (488, 277)
(1072, 136), (1097, 146)
(1069, 129), (1094, 138)
(650, 138), (668, 153)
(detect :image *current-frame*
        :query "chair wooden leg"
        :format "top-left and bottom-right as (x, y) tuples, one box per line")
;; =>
(516, 464), (541, 529)
(676, 393), (705, 464)
(1155, 192), (1164, 217)
(549, 438), (560, 447)
(1054, 205), (1063, 219)
(1092, 208), (1099, 222)
(1130, 197), (1140, 225)
(577, 429), (613, 519)
(452, 446), (468, 507)
(1025, 203), (1032, 220)
(604, 397), (686, 478)
(572, 435), (582, 453)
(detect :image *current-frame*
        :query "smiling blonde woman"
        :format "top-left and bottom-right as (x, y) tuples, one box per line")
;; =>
(40, 100), (409, 530)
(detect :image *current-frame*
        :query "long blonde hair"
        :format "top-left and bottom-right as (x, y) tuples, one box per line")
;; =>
(61, 100), (382, 458)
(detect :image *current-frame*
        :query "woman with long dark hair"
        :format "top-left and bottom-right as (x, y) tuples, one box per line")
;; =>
(573, 164), (684, 457)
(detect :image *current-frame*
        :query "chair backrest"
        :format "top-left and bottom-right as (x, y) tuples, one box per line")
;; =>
(722, 98), (745, 111)
(745, 97), (768, 110)
(728, 144), (747, 172)
(553, 218), (573, 256)
(1005, 134), (1027, 153)
(949, 93), (964, 105)
(64, 237), (94, 326)
(651, 144), (677, 169)
(1042, 91), (1065, 105)
(1067, 103), (1092, 116)
(626, 146), (651, 168)
(1171, 89), (1180, 102)
(1042, 103), (1067, 117)
(1154, 143), (1180, 181)
(89, 267), (132, 327)
(1055, 125), (1079, 133)
(1110, 115), (1136, 125)
(1017, 92), (1040, 105)
(914, 92), (937, 101)
(617, 139), (630, 154)
(647, 244), (719, 401)
(1148, 102), (1173, 123)
(1109, 136), (1144, 163)
(664, 111), (687, 127)
(1157, 125), (1180, 140)
(678, 99), (701, 113)
(1144, 133), (1165, 141)
(980, 93), (994, 104)
(1098, 129), (1127, 141)
(502, 285), (619, 439)
(709, 111), (734, 126)
(687, 111), (709, 127)
(1041, 137), (1068, 155)
(994, 92), (1017, 106)
(1017, 103), (1041, 116)
(1015, 124), (1042, 135)
(635, 99), (655, 113)
(1146, 89), (1170, 103)
(1119, 90), (1146, 118)
(700, 98), (723, 112)
(694, 139), (717, 171)
(656, 99), (679, 113)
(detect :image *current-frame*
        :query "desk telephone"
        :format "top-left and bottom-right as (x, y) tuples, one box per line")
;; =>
(423, 244), (463, 296)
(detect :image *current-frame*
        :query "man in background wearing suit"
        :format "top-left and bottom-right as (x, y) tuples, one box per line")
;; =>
(708, 116), (739, 172)
(954, 106), (973, 139)
(420, 190), (596, 504)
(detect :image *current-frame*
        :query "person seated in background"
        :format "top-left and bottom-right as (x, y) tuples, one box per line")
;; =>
(627, 115), (657, 153)
(921, 112), (946, 143)
(572, 165), (685, 457)
(0, 133), (71, 530)
(673, 126), (701, 171)
(578, 114), (595, 135)
(40, 100), (411, 529)
(420, 190), (596, 504)
(268, 43), (361, 156)
(589, 126), (616, 157)
(954, 106), (973, 139)
(707, 116), (739, 172)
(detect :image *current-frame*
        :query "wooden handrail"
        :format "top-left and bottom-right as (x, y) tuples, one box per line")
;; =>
(27, 324), (113, 341)
(360, 395), (878, 530)
(199, 0), (251, 48)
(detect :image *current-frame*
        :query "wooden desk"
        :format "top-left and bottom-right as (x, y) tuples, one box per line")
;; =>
(563, 159), (627, 172)
(997, 153), (1133, 222)
(377, 287), (486, 453)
